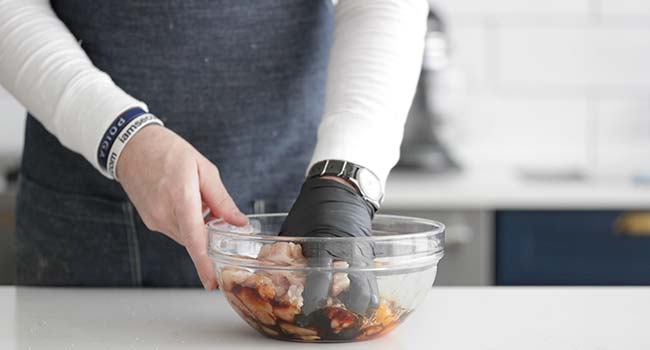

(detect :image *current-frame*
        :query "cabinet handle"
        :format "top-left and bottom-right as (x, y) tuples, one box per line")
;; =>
(615, 212), (650, 237)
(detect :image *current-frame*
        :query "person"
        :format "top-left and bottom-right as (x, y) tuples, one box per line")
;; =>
(0, 0), (428, 316)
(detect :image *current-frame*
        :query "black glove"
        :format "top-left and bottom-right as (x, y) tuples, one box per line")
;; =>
(280, 177), (379, 318)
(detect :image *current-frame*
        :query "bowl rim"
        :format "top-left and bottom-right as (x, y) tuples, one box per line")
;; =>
(207, 213), (445, 243)
(208, 213), (445, 271)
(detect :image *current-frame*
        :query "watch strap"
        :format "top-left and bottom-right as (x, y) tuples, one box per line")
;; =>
(307, 159), (358, 179)
(308, 159), (382, 211)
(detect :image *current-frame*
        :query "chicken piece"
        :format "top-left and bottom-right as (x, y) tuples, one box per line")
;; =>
(257, 271), (291, 298)
(257, 242), (307, 266)
(331, 273), (350, 297)
(358, 325), (383, 339)
(279, 322), (319, 337)
(259, 271), (306, 308)
(299, 335), (321, 341)
(225, 291), (255, 320)
(280, 270), (306, 288)
(260, 325), (280, 337)
(325, 307), (358, 334)
(272, 303), (301, 322)
(243, 274), (276, 300)
(278, 284), (304, 309)
(235, 287), (276, 326)
(330, 261), (350, 296)
(220, 268), (253, 292)
(256, 242), (308, 299)
(373, 299), (397, 327)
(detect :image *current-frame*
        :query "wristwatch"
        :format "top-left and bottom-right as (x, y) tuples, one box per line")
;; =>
(307, 159), (384, 211)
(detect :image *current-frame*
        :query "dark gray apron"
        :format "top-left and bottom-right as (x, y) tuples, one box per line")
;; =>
(16, 0), (333, 287)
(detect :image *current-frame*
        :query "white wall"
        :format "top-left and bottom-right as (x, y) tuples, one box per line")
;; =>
(0, 86), (25, 158)
(433, 0), (650, 174)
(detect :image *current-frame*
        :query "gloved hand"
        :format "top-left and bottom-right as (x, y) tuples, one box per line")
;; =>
(280, 177), (379, 318)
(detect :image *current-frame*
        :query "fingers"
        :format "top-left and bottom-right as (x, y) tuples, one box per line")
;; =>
(174, 185), (218, 291)
(339, 271), (379, 316)
(327, 241), (378, 316)
(301, 254), (334, 317)
(198, 160), (248, 226)
(118, 128), (232, 291)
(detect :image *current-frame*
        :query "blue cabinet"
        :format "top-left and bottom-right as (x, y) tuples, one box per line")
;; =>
(496, 210), (650, 285)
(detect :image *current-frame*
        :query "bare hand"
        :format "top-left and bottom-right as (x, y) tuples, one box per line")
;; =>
(117, 125), (247, 290)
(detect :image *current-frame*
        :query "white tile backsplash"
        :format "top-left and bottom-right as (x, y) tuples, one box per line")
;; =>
(0, 87), (26, 156)
(600, 0), (650, 15)
(449, 93), (589, 167)
(435, 0), (650, 171)
(497, 26), (650, 89)
(447, 24), (489, 91)
(431, 0), (590, 16)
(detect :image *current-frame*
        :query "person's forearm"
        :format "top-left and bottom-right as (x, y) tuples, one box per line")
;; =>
(310, 0), (429, 189)
(0, 0), (147, 177)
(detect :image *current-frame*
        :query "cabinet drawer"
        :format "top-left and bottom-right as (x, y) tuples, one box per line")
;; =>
(496, 210), (650, 285)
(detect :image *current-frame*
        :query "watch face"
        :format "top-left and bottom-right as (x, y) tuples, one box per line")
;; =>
(357, 168), (383, 202)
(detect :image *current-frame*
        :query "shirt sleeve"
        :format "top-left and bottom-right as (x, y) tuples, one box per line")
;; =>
(309, 0), (429, 189)
(0, 0), (147, 175)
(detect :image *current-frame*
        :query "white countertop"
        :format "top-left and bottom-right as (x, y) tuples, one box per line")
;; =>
(384, 169), (650, 210)
(2, 286), (649, 350)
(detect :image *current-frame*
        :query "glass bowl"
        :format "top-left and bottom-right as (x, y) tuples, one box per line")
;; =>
(208, 213), (444, 343)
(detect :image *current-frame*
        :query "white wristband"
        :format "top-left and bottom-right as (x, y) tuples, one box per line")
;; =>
(105, 113), (163, 180)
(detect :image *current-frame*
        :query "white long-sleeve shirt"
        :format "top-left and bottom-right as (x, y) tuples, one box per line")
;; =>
(0, 0), (428, 189)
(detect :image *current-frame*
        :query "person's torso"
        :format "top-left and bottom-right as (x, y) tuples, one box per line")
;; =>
(22, 0), (333, 212)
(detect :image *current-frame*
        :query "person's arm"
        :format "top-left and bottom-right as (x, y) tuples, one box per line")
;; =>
(281, 0), (429, 317)
(310, 0), (429, 190)
(0, 0), (146, 175)
(0, 0), (245, 290)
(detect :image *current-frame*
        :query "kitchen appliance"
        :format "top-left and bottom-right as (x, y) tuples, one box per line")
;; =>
(398, 9), (461, 173)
